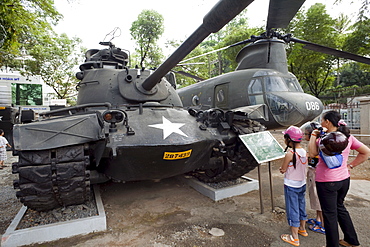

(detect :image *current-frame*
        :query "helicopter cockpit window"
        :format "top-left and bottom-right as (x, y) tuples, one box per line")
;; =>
(252, 70), (279, 77)
(248, 78), (263, 94)
(284, 76), (304, 92)
(265, 76), (288, 92)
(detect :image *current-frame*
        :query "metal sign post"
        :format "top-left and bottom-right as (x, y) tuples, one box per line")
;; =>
(239, 131), (285, 213)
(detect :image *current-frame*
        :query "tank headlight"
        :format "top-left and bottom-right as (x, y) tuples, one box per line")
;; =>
(104, 113), (113, 121)
(115, 113), (123, 121)
(103, 110), (124, 123)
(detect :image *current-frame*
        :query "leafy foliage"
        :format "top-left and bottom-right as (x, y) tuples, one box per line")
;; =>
(0, 0), (61, 64)
(339, 63), (370, 87)
(130, 10), (164, 69)
(343, 18), (370, 55)
(286, 3), (338, 98)
(1, 1), (84, 104)
(20, 32), (83, 103)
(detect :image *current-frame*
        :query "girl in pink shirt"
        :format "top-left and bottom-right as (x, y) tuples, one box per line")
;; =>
(280, 126), (308, 247)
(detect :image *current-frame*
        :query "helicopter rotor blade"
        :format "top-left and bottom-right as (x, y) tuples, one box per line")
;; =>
(229, 37), (257, 48)
(180, 46), (230, 63)
(290, 37), (370, 65)
(266, 0), (306, 30)
(180, 37), (256, 63)
(172, 70), (205, 81)
(142, 0), (255, 91)
(177, 62), (205, 66)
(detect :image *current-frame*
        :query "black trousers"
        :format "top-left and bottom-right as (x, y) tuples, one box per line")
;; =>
(316, 178), (359, 247)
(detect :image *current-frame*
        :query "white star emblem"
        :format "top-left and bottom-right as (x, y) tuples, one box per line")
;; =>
(148, 116), (188, 139)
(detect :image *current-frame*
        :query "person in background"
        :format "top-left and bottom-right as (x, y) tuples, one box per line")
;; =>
(308, 110), (370, 247)
(300, 122), (325, 235)
(280, 126), (308, 247)
(0, 129), (12, 169)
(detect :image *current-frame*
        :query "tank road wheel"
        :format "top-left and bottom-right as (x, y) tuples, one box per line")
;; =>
(204, 157), (227, 178)
(195, 157), (228, 182)
(197, 119), (265, 183)
(12, 144), (91, 211)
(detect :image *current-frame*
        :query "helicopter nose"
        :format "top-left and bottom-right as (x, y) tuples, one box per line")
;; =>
(266, 92), (323, 127)
(298, 94), (324, 123)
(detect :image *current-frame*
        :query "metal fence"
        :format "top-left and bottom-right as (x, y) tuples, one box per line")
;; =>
(323, 103), (361, 129)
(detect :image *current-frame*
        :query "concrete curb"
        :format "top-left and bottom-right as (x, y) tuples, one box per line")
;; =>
(1, 185), (106, 247)
(179, 176), (259, 201)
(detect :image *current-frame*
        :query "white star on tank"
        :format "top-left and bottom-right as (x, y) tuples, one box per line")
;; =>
(148, 116), (188, 139)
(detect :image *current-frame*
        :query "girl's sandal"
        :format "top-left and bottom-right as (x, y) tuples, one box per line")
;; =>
(298, 229), (308, 237)
(281, 234), (300, 246)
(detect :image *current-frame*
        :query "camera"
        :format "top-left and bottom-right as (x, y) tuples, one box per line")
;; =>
(310, 122), (325, 138)
(308, 157), (319, 167)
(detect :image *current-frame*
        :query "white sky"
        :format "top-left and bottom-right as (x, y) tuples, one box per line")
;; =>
(54, 0), (361, 56)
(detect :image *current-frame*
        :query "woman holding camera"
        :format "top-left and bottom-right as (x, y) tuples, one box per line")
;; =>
(308, 110), (370, 247)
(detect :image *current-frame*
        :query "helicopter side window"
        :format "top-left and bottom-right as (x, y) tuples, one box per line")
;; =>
(265, 76), (288, 92)
(248, 78), (264, 105)
(248, 78), (263, 94)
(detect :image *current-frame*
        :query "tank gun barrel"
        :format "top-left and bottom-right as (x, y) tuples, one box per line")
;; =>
(142, 0), (254, 91)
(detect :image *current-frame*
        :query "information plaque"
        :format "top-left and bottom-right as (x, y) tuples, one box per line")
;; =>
(239, 131), (285, 163)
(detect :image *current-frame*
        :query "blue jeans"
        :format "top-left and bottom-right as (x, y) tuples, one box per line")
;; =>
(284, 184), (307, 227)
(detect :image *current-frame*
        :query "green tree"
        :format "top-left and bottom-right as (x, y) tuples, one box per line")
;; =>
(286, 3), (337, 98)
(173, 44), (212, 88)
(339, 63), (370, 87)
(331, 13), (352, 87)
(20, 32), (83, 103)
(343, 18), (370, 56)
(130, 10), (164, 69)
(217, 26), (263, 71)
(0, 0), (61, 65)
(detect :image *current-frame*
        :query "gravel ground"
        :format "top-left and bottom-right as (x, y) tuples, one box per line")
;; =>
(0, 153), (22, 234)
(16, 191), (98, 230)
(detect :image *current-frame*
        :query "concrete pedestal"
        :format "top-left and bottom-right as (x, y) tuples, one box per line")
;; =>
(179, 176), (259, 201)
(1, 185), (106, 247)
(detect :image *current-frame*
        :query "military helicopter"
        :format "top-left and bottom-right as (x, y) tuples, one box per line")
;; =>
(177, 0), (370, 130)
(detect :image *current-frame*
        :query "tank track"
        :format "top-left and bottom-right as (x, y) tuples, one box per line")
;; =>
(12, 144), (91, 211)
(196, 119), (265, 183)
